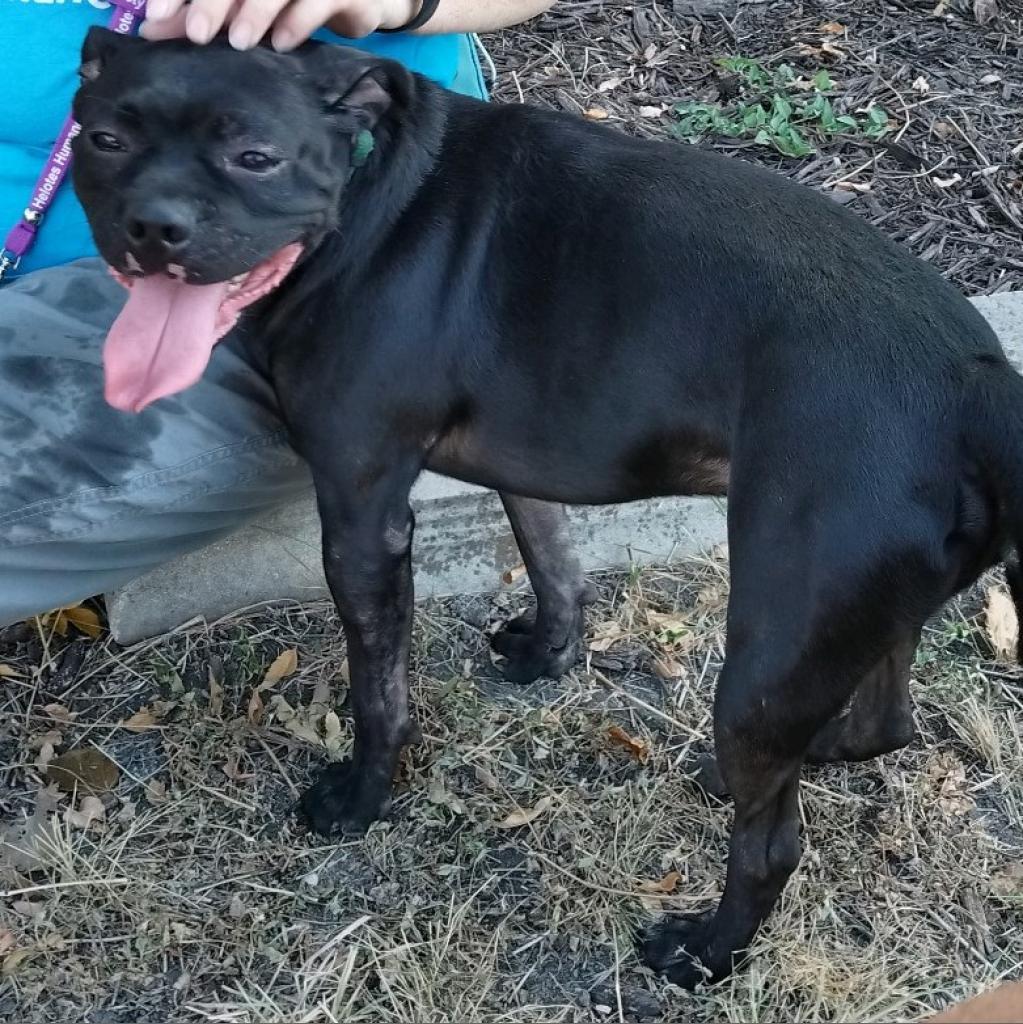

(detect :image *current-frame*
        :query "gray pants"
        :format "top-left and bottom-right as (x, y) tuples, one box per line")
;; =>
(0, 259), (312, 626)
(0, 37), (489, 627)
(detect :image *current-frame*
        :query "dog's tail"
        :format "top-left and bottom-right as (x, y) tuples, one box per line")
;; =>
(964, 358), (1023, 660)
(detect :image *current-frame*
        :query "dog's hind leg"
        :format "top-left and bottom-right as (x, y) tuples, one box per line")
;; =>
(805, 629), (918, 763)
(491, 494), (597, 683)
(643, 481), (943, 987)
(694, 629), (919, 797)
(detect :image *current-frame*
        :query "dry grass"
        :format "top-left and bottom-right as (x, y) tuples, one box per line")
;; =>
(2, 558), (1022, 1022)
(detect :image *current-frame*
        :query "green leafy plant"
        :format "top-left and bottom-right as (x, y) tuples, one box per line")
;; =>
(673, 57), (891, 158)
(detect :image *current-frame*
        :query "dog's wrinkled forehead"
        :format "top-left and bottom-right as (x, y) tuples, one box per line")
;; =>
(78, 37), (317, 140)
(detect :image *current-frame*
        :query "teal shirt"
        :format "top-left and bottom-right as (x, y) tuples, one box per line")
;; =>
(1, 1), (482, 278)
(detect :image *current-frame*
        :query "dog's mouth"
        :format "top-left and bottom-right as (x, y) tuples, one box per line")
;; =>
(103, 242), (303, 413)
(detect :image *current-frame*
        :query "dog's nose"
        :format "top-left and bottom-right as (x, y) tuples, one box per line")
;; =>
(125, 199), (196, 254)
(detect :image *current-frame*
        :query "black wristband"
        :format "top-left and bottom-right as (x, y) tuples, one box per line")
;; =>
(378, 0), (440, 32)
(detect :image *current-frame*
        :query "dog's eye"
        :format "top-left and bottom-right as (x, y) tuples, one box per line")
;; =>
(90, 131), (125, 153)
(235, 151), (282, 172)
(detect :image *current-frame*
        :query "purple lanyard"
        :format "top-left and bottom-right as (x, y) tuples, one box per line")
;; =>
(0, 0), (147, 283)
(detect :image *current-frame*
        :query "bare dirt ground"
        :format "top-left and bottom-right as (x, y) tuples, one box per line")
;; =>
(2, 2), (1023, 1022)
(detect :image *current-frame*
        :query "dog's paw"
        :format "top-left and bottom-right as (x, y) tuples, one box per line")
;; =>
(641, 911), (717, 990)
(299, 761), (391, 836)
(491, 611), (582, 684)
(685, 751), (731, 801)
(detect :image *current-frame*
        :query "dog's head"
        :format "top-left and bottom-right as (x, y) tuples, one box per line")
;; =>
(72, 29), (403, 411)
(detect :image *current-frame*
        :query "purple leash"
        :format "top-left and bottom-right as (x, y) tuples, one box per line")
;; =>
(0, 0), (147, 283)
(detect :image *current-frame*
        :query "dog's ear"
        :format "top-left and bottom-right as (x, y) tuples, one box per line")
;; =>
(80, 26), (146, 82)
(297, 45), (409, 131)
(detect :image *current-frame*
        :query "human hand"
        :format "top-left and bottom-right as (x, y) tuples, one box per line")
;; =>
(141, 0), (418, 52)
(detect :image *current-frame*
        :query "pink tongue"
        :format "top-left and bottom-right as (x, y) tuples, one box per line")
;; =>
(104, 276), (231, 414)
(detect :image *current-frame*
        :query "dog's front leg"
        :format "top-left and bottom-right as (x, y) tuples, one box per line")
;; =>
(300, 461), (421, 836)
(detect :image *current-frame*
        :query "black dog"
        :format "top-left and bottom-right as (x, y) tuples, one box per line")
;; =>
(72, 28), (1023, 988)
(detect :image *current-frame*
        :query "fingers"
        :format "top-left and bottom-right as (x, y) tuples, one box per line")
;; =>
(273, 0), (376, 50)
(227, 0), (292, 50)
(142, 0), (244, 44)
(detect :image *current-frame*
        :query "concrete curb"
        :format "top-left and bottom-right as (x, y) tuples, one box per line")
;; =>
(108, 292), (1023, 643)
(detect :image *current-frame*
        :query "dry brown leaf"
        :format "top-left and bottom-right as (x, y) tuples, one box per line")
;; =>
(638, 105), (665, 118)
(474, 764), (499, 791)
(43, 703), (76, 723)
(0, 664), (23, 679)
(2, 947), (35, 977)
(606, 724), (650, 762)
(12, 900), (45, 921)
(0, 930), (15, 957)
(597, 76), (622, 93)
(64, 795), (106, 831)
(247, 688), (265, 727)
(645, 609), (690, 632)
(208, 663), (224, 717)
(0, 786), (62, 873)
(985, 585), (1018, 662)
(501, 563), (527, 584)
(145, 778), (168, 805)
(31, 730), (62, 771)
(122, 706), (160, 732)
(651, 656), (685, 680)
(495, 795), (552, 829)
(588, 621), (623, 653)
(818, 20), (846, 34)
(261, 649), (298, 689)
(62, 605), (103, 639)
(46, 747), (119, 795)
(270, 696), (322, 746)
(323, 711), (344, 758)
(990, 861), (1023, 899)
(637, 870), (682, 895)
(584, 107), (609, 121)
(309, 676), (332, 717)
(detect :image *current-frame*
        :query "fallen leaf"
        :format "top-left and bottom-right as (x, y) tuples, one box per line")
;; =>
(309, 676), (332, 718)
(834, 181), (872, 194)
(984, 585), (1018, 662)
(474, 764), (499, 790)
(2, 947), (35, 977)
(64, 795), (106, 831)
(597, 76), (622, 93)
(62, 605), (103, 639)
(584, 107), (609, 121)
(973, 0), (999, 25)
(0, 664), (23, 679)
(0, 930), (15, 957)
(638, 105), (665, 118)
(606, 724), (650, 762)
(495, 795), (552, 829)
(269, 695), (322, 746)
(588, 621), (623, 653)
(122, 706), (160, 732)
(932, 0), (948, 14)
(12, 900), (45, 921)
(645, 610), (690, 632)
(208, 661), (224, 717)
(819, 20), (846, 33)
(247, 688), (265, 727)
(31, 730), (62, 771)
(990, 862), (1023, 899)
(0, 786), (62, 873)
(912, 75), (931, 95)
(261, 649), (299, 689)
(979, 72), (1002, 85)
(933, 172), (963, 189)
(637, 870), (682, 895)
(145, 778), (168, 805)
(651, 656), (684, 679)
(501, 563), (527, 584)
(43, 703), (76, 723)
(427, 776), (467, 816)
(46, 748), (119, 795)
(323, 711), (345, 758)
